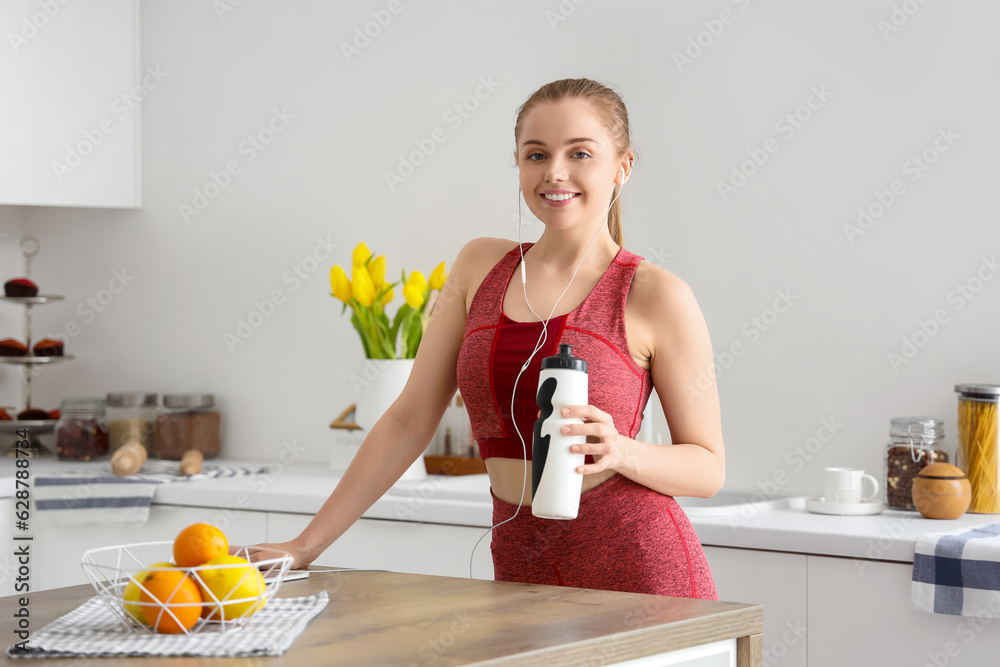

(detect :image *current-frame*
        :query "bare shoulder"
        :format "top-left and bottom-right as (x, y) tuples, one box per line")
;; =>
(628, 260), (700, 321)
(623, 260), (706, 371)
(452, 237), (520, 305)
(455, 237), (519, 267)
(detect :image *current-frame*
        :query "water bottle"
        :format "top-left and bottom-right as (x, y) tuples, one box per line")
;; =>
(532, 344), (588, 520)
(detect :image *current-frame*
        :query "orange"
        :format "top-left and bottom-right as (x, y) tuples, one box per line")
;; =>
(173, 523), (228, 567)
(139, 569), (203, 634)
(122, 561), (174, 624)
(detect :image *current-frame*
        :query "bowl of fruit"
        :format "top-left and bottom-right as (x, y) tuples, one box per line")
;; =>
(81, 523), (293, 635)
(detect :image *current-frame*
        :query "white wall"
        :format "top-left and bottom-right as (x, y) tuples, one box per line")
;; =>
(1, 0), (997, 497)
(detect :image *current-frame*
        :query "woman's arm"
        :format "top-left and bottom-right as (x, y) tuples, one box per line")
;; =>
(565, 263), (726, 498)
(250, 241), (479, 568)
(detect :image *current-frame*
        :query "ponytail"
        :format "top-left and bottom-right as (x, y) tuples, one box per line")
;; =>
(608, 191), (623, 247)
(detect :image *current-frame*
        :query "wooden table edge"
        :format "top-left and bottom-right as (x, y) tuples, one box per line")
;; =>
(457, 603), (763, 666)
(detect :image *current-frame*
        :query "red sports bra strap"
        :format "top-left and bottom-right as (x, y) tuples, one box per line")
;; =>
(568, 247), (643, 337)
(465, 243), (532, 332)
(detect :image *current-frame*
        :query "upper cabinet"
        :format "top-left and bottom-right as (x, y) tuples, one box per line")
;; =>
(0, 0), (141, 208)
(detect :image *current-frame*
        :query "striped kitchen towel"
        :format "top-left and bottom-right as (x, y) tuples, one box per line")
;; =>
(33, 460), (274, 525)
(6, 592), (328, 658)
(912, 521), (1000, 617)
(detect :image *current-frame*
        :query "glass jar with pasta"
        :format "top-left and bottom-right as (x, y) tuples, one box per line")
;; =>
(955, 384), (1000, 514)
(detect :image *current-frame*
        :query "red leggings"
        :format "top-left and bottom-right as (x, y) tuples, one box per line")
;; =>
(491, 474), (717, 599)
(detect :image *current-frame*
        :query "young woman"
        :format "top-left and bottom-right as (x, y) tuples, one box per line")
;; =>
(255, 78), (724, 599)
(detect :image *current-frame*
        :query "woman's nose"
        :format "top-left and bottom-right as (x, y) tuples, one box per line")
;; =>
(545, 158), (569, 182)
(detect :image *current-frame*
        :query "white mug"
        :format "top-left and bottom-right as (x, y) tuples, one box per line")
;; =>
(824, 467), (879, 505)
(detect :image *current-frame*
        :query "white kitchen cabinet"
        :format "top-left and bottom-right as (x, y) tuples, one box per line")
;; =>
(0, 0), (142, 207)
(807, 555), (1000, 667)
(30, 504), (266, 592)
(267, 513), (495, 580)
(703, 546), (807, 667)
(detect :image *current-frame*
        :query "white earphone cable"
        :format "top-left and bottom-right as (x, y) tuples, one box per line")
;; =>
(468, 171), (626, 578)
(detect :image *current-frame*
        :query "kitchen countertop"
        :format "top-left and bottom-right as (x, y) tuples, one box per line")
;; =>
(1, 568), (763, 665)
(3, 456), (998, 564)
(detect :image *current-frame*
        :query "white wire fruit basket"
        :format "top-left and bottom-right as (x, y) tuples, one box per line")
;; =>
(81, 541), (294, 635)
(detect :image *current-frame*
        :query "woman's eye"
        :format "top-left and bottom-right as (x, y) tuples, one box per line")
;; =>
(523, 150), (589, 161)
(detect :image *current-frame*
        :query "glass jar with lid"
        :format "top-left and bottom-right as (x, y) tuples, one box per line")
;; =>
(106, 392), (158, 455)
(55, 397), (110, 461)
(955, 383), (1000, 514)
(885, 417), (949, 510)
(154, 393), (220, 460)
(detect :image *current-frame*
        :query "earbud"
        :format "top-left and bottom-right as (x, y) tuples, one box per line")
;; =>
(618, 157), (634, 185)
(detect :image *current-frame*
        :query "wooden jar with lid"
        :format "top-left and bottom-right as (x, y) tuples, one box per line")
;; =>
(912, 462), (972, 520)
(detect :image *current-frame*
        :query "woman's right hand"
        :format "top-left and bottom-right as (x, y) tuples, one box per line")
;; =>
(243, 540), (314, 570)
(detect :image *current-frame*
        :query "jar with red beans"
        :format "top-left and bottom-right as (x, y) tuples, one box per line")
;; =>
(55, 397), (110, 461)
(884, 417), (949, 510)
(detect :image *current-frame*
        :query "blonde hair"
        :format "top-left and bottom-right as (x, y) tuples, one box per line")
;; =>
(513, 78), (633, 246)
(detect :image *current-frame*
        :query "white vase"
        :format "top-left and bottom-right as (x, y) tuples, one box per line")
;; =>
(354, 358), (426, 481)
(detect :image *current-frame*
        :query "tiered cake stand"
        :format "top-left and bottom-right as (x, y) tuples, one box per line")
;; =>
(1, 238), (72, 455)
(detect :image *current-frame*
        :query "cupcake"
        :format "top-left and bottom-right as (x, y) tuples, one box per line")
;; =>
(4, 278), (38, 297)
(0, 338), (28, 357)
(32, 338), (64, 357)
(17, 408), (51, 421)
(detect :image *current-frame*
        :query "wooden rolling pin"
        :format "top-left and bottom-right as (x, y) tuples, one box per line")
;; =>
(111, 444), (203, 477)
(111, 441), (147, 477)
(179, 449), (203, 476)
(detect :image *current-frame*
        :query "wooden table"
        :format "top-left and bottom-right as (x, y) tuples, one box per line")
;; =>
(2, 569), (763, 665)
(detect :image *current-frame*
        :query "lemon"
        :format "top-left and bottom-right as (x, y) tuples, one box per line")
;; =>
(195, 555), (266, 621)
(122, 561), (174, 624)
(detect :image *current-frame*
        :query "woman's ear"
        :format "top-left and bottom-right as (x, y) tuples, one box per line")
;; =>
(615, 162), (630, 185)
(616, 153), (635, 185)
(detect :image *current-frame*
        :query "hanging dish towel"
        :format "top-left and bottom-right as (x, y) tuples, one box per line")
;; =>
(6, 592), (328, 658)
(912, 521), (1000, 617)
(33, 460), (273, 525)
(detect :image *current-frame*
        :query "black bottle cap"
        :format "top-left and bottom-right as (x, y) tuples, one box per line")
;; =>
(541, 344), (588, 373)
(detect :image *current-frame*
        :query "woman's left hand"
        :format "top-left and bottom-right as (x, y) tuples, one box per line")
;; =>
(560, 405), (636, 475)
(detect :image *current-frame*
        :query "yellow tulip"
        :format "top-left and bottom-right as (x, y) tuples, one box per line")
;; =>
(380, 287), (394, 306)
(369, 255), (387, 289)
(428, 262), (447, 291)
(352, 242), (371, 267)
(403, 271), (427, 308)
(330, 265), (352, 302)
(352, 264), (376, 306)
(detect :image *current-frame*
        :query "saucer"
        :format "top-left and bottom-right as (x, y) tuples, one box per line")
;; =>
(806, 497), (884, 516)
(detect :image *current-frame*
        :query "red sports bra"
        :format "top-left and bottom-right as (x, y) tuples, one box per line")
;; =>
(456, 243), (653, 461)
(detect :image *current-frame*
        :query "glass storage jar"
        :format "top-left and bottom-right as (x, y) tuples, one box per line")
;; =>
(154, 393), (220, 460)
(885, 417), (949, 510)
(106, 392), (158, 455)
(55, 397), (110, 461)
(955, 384), (1000, 514)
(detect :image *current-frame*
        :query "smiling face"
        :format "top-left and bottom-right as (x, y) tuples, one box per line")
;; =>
(516, 98), (627, 231)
